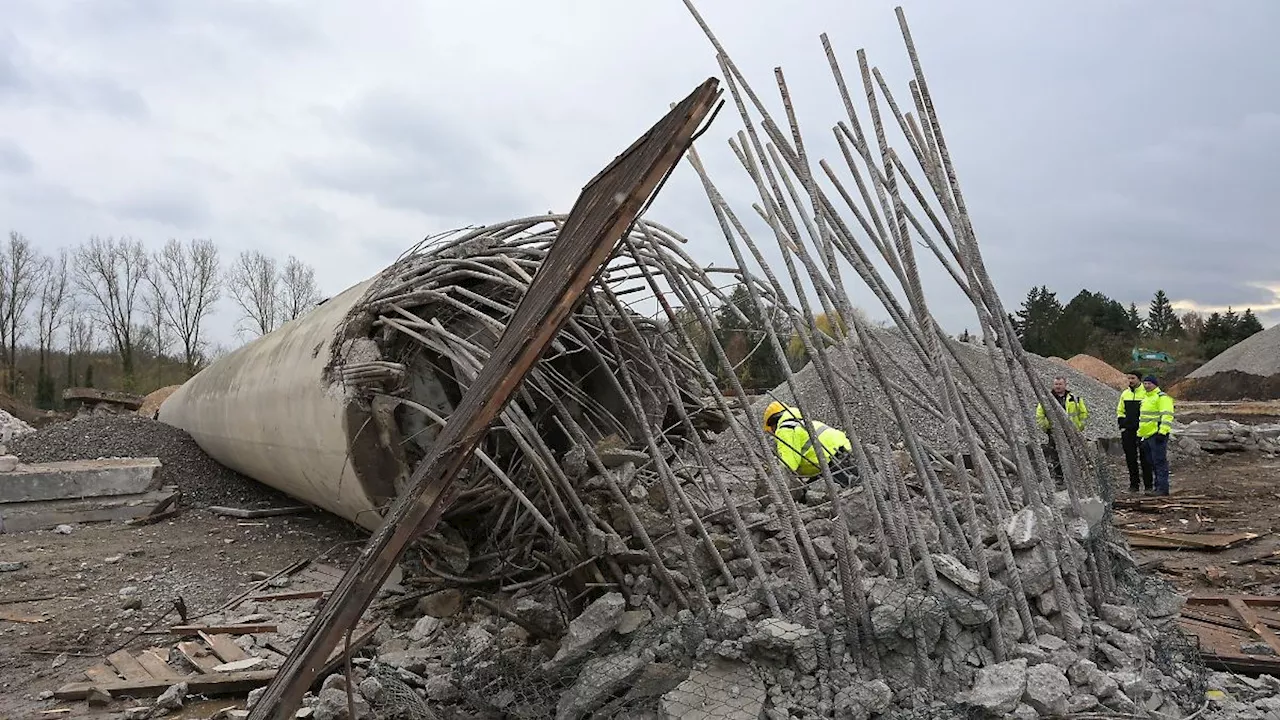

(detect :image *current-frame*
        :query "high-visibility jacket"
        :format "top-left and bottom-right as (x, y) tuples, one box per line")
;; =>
(1036, 392), (1088, 432)
(1137, 390), (1175, 439)
(1116, 386), (1148, 432)
(770, 406), (851, 477)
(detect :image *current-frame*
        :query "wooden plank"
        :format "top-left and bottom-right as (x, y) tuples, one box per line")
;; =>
(209, 505), (309, 519)
(1228, 598), (1280, 657)
(171, 624), (277, 636)
(177, 641), (222, 674)
(106, 650), (154, 682)
(201, 631), (249, 663)
(55, 669), (277, 700)
(1189, 595), (1280, 608)
(83, 664), (120, 684)
(1124, 529), (1261, 551)
(221, 559), (310, 612)
(252, 591), (326, 603)
(246, 80), (723, 720)
(135, 648), (184, 681)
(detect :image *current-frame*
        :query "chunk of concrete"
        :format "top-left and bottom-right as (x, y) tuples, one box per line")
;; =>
(933, 553), (981, 595)
(659, 660), (766, 720)
(544, 592), (626, 670)
(1023, 663), (1070, 715)
(555, 651), (650, 720)
(0, 458), (162, 503)
(1004, 506), (1045, 550)
(834, 679), (893, 720)
(963, 658), (1028, 715)
(1099, 603), (1138, 631)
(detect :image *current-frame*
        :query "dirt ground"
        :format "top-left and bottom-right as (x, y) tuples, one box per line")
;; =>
(0, 509), (363, 719)
(1116, 450), (1280, 595)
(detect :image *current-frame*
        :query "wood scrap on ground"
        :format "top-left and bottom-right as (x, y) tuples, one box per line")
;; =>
(1178, 594), (1280, 675)
(1122, 529), (1263, 551)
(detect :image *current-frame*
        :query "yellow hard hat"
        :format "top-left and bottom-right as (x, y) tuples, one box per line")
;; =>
(763, 401), (786, 430)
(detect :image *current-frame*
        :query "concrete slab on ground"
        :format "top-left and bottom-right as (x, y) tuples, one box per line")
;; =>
(0, 488), (178, 533)
(0, 458), (162, 504)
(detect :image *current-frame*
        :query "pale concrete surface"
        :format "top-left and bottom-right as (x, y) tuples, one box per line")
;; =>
(0, 458), (162, 503)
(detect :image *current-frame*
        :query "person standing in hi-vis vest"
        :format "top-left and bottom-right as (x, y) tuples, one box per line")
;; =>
(762, 402), (857, 486)
(1137, 375), (1175, 496)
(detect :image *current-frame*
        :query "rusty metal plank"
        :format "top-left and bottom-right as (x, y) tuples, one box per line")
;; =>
(248, 78), (722, 720)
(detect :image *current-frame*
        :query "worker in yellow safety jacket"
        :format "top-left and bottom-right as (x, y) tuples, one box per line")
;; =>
(1116, 370), (1150, 493)
(762, 402), (856, 485)
(1136, 375), (1175, 496)
(1035, 376), (1089, 433)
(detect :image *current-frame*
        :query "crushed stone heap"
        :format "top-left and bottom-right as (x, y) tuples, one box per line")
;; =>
(1180, 323), (1280, 400)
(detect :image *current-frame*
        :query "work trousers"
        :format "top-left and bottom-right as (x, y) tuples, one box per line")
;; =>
(1139, 435), (1170, 495)
(826, 449), (859, 488)
(1121, 428), (1151, 491)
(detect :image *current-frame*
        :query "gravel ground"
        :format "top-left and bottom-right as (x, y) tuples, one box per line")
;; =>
(1189, 322), (1280, 378)
(10, 413), (290, 508)
(713, 329), (1119, 462)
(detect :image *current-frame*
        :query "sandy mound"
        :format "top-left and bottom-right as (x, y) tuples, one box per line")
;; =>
(1066, 354), (1129, 390)
(138, 385), (182, 418)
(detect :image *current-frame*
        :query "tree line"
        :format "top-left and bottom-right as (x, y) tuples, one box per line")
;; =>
(2, 231), (325, 409)
(1010, 286), (1263, 369)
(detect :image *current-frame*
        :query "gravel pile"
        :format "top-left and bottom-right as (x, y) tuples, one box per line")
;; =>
(10, 414), (289, 508)
(714, 330), (1119, 463)
(1189, 323), (1280, 379)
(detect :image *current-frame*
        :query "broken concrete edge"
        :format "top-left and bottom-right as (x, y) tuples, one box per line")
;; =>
(0, 457), (163, 504)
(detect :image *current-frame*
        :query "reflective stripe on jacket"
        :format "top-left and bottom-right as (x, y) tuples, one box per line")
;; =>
(771, 407), (852, 477)
(1036, 393), (1088, 432)
(1137, 390), (1175, 439)
(1116, 386), (1147, 431)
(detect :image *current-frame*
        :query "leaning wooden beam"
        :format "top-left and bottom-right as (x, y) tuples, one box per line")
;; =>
(248, 78), (723, 719)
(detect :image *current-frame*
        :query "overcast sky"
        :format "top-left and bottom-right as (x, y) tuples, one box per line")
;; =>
(3, 0), (1278, 349)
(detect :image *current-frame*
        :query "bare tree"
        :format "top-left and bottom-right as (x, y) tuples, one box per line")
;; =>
(227, 250), (279, 337)
(279, 255), (321, 322)
(152, 238), (220, 373)
(74, 236), (149, 384)
(64, 302), (96, 387)
(141, 274), (170, 383)
(34, 249), (71, 406)
(2, 232), (42, 392)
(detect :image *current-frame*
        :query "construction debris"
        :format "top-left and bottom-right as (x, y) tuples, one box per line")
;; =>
(0, 456), (177, 532)
(10, 6), (1252, 720)
(61, 388), (144, 415)
(1171, 418), (1280, 457)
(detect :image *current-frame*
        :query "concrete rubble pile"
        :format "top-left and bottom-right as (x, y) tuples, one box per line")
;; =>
(162, 5), (1217, 719)
(1170, 419), (1280, 458)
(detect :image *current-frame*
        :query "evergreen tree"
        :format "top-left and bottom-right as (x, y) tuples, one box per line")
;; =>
(83, 363), (94, 388)
(1126, 303), (1144, 334)
(1146, 290), (1183, 338)
(1200, 312), (1233, 359)
(1014, 286), (1063, 356)
(1238, 309), (1264, 341)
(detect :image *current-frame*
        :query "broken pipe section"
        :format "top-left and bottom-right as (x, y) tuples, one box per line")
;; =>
(160, 278), (421, 530)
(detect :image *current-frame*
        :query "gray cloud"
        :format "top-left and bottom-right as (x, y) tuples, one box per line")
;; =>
(111, 187), (212, 230)
(0, 139), (33, 175)
(293, 92), (533, 220)
(0, 31), (149, 120)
